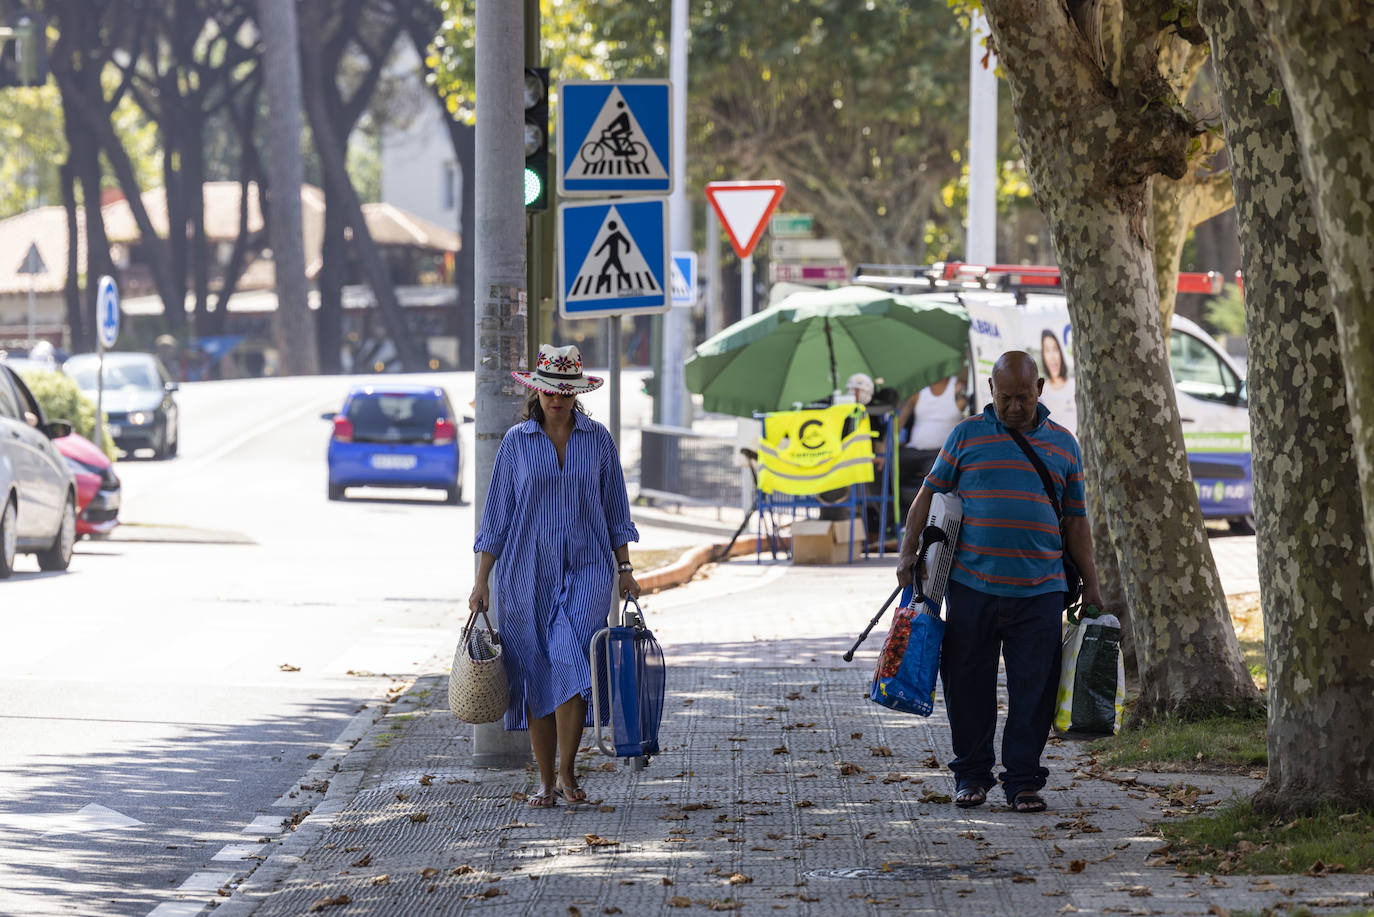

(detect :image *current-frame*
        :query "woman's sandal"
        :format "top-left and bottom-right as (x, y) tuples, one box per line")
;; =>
(1013, 790), (1047, 813)
(526, 790), (558, 808)
(556, 778), (588, 805)
(954, 786), (987, 808)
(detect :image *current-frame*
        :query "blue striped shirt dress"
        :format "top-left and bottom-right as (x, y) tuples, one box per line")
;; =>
(474, 411), (640, 730)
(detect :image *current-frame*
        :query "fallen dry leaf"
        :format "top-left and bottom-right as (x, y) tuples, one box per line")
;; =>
(773, 745), (788, 755)
(419, 775), (434, 786)
(727, 873), (752, 885)
(279, 663), (301, 672)
(307, 895), (352, 912)
(569, 908), (582, 917)
(421, 867), (440, 879)
(1067, 860), (1086, 873)
(870, 746), (894, 757)
(396, 793), (410, 802)
(371, 874), (390, 886)
(604, 908), (623, 915)
(668, 895), (692, 907)
(585, 834), (619, 847)
(452, 865), (475, 875)
(838, 762), (864, 776)
(351, 853), (372, 868)
(795, 800), (815, 808)
(409, 813), (429, 823)
(1012, 875), (1036, 883)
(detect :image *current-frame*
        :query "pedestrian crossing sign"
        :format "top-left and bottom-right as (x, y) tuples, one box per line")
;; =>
(671, 252), (697, 306)
(558, 197), (670, 319)
(557, 80), (672, 196)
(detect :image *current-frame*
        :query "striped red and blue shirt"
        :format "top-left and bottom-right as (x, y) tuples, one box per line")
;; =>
(924, 403), (1085, 598)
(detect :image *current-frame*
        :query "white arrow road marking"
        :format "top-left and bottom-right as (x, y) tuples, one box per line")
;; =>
(0, 803), (145, 836)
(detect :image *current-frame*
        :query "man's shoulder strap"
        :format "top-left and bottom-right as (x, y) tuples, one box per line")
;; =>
(1004, 427), (1063, 520)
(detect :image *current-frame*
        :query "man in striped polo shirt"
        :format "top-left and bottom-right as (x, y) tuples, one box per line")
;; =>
(897, 351), (1101, 813)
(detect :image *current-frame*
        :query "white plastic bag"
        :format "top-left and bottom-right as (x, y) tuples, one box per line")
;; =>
(1053, 609), (1125, 737)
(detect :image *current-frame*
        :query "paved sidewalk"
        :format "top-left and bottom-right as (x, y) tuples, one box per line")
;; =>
(207, 538), (1374, 917)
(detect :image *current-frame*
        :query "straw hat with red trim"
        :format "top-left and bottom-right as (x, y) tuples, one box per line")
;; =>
(511, 344), (604, 395)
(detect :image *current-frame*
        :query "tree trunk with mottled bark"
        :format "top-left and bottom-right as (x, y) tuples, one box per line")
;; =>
(980, 0), (1262, 720)
(1249, 0), (1374, 582)
(1202, 0), (1374, 814)
(257, 0), (318, 376)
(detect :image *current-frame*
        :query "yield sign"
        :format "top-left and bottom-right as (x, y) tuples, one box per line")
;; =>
(704, 180), (786, 259)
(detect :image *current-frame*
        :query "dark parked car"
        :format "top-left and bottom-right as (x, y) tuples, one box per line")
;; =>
(325, 384), (464, 503)
(64, 352), (180, 459)
(0, 364), (78, 577)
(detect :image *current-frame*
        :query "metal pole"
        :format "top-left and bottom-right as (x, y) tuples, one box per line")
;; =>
(966, 12), (998, 264)
(472, 0), (530, 769)
(706, 206), (721, 338)
(608, 316), (621, 447)
(94, 343), (105, 452)
(741, 255), (754, 318)
(659, 0), (691, 429)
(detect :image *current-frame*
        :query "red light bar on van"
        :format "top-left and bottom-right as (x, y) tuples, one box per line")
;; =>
(941, 262), (1226, 295)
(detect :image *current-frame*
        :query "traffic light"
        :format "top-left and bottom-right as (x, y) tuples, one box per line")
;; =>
(523, 67), (549, 212)
(0, 10), (47, 88)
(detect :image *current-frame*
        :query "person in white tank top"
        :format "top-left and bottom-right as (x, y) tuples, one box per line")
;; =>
(899, 375), (967, 450)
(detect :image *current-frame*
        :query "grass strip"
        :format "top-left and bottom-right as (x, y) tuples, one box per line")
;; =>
(1088, 712), (1267, 771)
(1156, 798), (1374, 877)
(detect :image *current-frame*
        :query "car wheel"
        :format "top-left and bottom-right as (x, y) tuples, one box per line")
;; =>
(168, 422), (179, 457)
(328, 482), (346, 501)
(36, 494), (76, 572)
(152, 422), (168, 460)
(1228, 514), (1256, 535)
(0, 497), (16, 579)
(444, 483), (461, 505)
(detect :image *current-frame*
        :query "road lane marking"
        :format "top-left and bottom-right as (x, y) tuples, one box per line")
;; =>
(241, 815), (285, 835)
(148, 902), (212, 917)
(211, 843), (268, 863)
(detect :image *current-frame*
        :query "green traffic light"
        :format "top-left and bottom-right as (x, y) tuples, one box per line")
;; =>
(524, 167), (544, 207)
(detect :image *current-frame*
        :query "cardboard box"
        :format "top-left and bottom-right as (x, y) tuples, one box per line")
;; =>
(791, 517), (867, 565)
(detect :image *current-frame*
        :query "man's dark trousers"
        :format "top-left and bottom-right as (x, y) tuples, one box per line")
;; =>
(940, 579), (1063, 803)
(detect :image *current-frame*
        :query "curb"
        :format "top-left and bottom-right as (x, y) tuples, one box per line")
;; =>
(212, 684), (437, 916)
(637, 534), (784, 593)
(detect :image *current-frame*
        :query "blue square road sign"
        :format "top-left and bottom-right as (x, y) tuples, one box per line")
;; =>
(558, 198), (670, 320)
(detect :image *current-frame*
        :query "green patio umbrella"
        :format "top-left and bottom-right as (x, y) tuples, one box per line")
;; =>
(684, 285), (970, 417)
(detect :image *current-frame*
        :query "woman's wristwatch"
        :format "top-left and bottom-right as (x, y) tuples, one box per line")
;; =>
(617, 561), (634, 574)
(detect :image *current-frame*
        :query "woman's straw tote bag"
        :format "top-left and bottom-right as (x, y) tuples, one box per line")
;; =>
(448, 608), (509, 724)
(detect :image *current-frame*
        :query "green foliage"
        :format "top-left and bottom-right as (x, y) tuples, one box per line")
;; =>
(21, 370), (117, 460)
(1160, 798), (1374, 875)
(1205, 282), (1248, 337)
(1088, 712), (1267, 770)
(427, 0), (1030, 263)
(0, 84), (67, 218)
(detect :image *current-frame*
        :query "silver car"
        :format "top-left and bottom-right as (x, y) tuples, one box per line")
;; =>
(0, 364), (78, 577)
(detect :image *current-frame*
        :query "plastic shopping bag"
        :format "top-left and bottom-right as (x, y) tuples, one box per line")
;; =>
(869, 585), (944, 717)
(1053, 606), (1125, 737)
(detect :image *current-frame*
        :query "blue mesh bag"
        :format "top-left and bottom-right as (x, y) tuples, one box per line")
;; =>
(591, 598), (665, 759)
(869, 583), (945, 717)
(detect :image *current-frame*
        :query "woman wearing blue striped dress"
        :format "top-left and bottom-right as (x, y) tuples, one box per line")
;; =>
(470, 344), (641, 808)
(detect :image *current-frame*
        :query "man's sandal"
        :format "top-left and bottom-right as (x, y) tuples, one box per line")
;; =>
(526, 790), (558, 808)
(954, 786), (987, 808)
(1013, 791), (1047, 813)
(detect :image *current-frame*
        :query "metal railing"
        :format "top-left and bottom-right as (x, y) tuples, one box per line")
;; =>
(637, 424), (742, 508)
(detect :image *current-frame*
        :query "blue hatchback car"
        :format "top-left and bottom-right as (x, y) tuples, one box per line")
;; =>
(326, 384), (463, 503)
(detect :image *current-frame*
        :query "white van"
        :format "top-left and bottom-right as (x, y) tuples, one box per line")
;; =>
(853, 265), (1253, 531)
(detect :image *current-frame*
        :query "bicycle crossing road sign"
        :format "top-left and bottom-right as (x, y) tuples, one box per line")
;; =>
(558, 197), (670, 319)
(558, 80), (672, 196)
(671, 252), (697, 306)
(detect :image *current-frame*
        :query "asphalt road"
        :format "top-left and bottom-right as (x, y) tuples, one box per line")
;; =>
(0, 372), (489, 917)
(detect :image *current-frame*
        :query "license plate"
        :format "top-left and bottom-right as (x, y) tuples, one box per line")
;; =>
(107, 425), (122, 437)
(370, 453), (417, 470)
